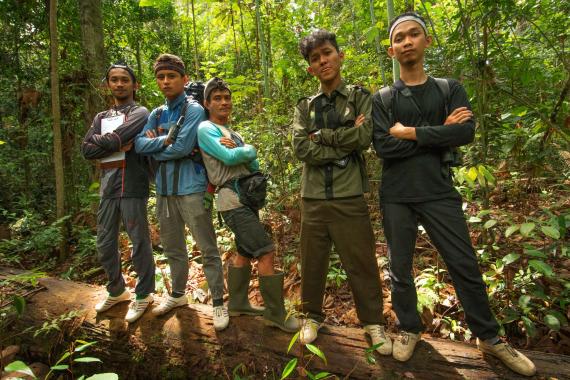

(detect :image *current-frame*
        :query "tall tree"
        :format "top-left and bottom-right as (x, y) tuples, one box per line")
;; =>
(49, 0), (67, 259)
(255, 0), (270, 98)
(78, 0), (106, 126)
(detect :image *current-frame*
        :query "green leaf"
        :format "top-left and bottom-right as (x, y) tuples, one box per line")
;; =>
(315, 372), (331, 379)
(520, 222), (536, 236)
(4, 361), (36, 378)
(521, 316), (537, 337)
(74, 357), (102, 363)
(305, 344), (327, 365)
(502, 253), (520, 265)
(85, 374), (119, 380)
(280, 358), (297, 380)
(467, 167), (478, 182)
(523, 249), (547, 258)
(518, 295), (531, 309)
(51, 364), (70, 370)
(544, 314), (561, 331)
(468, 216), (482, 223)
(505, 224), (519, 237)
(56, 351), (71, 364)
(541, 225), (560, 240)
(287, 331), (299, 353)
(528, 260), (554, 277)
(484, 219), (498, 229)
(12, 295), (26, 316)
(75, 341), (97, 352)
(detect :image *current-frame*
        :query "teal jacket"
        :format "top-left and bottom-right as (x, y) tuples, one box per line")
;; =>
(135, 93), (207, 196)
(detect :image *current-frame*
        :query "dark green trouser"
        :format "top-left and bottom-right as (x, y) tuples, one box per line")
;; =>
(300, 196), (384, 325)
(382, 195), (500, 340)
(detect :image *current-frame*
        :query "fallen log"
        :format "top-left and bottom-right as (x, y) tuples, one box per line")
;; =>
(4, 272), (570, 379)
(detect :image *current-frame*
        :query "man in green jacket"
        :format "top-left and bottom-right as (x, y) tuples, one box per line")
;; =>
(292, 29), (390, 355)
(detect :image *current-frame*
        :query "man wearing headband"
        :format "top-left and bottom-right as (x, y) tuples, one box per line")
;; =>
(292, 30), (390, 355)
(372, 12), (536, 376)
(135, 54), (228, 330)
(82, 62), (155, 323)
(198, 77), (299, 332)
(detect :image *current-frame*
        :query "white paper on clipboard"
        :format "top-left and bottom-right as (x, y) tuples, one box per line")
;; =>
(100, 115), (125, 163)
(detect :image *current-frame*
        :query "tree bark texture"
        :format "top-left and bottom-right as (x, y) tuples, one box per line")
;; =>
(8, 273), (570, 380)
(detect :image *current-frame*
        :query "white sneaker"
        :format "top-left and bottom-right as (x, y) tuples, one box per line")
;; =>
(364, 324), (393, 355)
(477, 338), (536, 376)
(95, 289), (131, 312)
(300, 319), (320, 344)
(125, 295), (153, 323)
(152, 294), (188, 316)
(393, 331), (421, 362)
(213, 305), (229, 331)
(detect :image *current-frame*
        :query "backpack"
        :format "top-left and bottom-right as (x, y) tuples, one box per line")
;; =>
(224, 171), (268, 211)
(378, 77), (462, 168)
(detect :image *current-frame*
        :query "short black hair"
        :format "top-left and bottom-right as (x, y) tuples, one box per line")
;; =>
(299, 29), (339, 61)
(204, 77), (231, 102)
(389, 12), (428, 43)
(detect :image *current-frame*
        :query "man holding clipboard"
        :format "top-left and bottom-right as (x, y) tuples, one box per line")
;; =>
(81, 63), (155, 323)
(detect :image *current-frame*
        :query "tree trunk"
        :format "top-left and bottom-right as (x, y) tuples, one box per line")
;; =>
(9, 273), (570, 380)
(191, 0), (200, 78)
(49, 0), (67, 260)
(78, 0), (106, 127)
(255, 0), (270, 99)
(369, 0), (387, 85)
(386, 0), (399, 82)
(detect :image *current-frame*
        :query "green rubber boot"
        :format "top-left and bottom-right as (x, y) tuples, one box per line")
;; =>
(259, 272), (300, 333)
(228, 264), (265, 316)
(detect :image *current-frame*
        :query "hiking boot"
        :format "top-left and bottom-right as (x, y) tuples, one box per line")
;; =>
(393, 331), (421, 362)
(259, 272), (300, 333)
(95, 289), (131, 312)
(152, 294), (188, 316)
(300, 319), (320, 344)
(228, 264), (264, 316)
(125, 295), (153, 323)
(364, 324), (393, 355)
(213, 305), (230, 331)
(477, 338), (536, 376)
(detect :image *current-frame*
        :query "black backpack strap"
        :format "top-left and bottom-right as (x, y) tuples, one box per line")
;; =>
(433, 77), (450, 117)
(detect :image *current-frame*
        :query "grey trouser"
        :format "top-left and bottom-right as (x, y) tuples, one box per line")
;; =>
(383, 196), (500, 340)
(300, 196), (384, 325)
(157, 193), (224, 300)
(97, 197), (155, 297)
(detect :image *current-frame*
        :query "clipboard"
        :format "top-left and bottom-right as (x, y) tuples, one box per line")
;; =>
(100, 115), (126, 163)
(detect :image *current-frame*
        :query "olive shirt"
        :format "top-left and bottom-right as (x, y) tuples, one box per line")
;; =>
(372, 77), (475, 203)
(292, 81), (372, 199)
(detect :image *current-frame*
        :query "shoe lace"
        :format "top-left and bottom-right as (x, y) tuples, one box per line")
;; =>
(214, 306), (228, 318)
(400, 332), (411, 345)
(369, 325), (386, 339)
(504, 343), (519, 358)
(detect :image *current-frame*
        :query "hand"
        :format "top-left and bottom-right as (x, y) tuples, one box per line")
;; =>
(354, 114), (365, 128)
(163, 137), (173, 146)
(444, 107), (473, 125)
(145, 129), (157, 138)
(120, 142), (133, 152)
(389, 122), (416, 140)
(220, 137), (237, 149)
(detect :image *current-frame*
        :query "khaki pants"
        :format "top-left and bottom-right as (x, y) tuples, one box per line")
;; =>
(157, 193), (224, 300)
(300, 196), (384, 325)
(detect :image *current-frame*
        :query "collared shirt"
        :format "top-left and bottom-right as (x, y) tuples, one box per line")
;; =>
(292, 80), (372, 199)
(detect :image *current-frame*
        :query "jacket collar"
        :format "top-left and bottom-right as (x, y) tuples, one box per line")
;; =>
(166, 92), (186, 109)
(316, 80), (348, 99)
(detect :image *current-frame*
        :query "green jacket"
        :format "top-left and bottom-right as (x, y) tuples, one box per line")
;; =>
(292, 81), (372, 199)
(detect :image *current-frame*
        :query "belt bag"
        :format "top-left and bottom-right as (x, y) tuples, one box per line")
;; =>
(224, 171), (268, 211)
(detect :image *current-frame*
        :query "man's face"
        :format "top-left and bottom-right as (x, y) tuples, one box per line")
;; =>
(155, 69), (188, 100)
(306, 41), (344, 84)
(388, 20), (431, 65)
(107, 68), (135, 101)
(205, 89), (232, 121)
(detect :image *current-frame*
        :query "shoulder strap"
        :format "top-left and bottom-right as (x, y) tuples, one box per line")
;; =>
(433, 77), (451, 117)
(378, 86), (396, 125)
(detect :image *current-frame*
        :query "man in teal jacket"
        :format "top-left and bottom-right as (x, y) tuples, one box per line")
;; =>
(135, 54), (228, 330)
(197, 77), (299, 332)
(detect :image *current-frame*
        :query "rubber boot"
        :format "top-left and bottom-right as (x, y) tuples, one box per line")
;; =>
(259, 272), (300, 333)
(228, 264), (264, 316)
